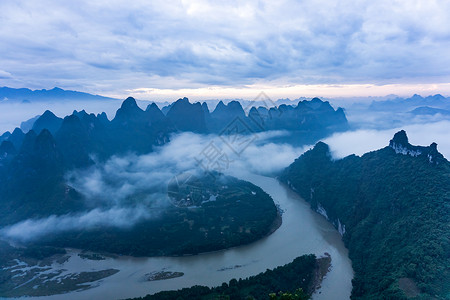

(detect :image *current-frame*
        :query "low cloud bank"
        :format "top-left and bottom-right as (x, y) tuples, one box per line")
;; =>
(2, 122), (448, 242)
(323, 120), (450, 159)
(0, 100), (125, 133)
(1, 206), (151, 242)
(0, 131), (306, 242)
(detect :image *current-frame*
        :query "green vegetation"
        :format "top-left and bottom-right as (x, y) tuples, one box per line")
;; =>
(38, 174), (279, 256)
(280, 133), (450, 299)
(129, 254), (325, 300)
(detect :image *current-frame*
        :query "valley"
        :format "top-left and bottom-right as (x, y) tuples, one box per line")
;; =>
(0, 174), (353, 300)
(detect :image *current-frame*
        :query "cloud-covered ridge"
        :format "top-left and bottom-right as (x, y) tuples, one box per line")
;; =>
(0, 131), (307, 242)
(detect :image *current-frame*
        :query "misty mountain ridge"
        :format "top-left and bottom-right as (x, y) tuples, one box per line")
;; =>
(0, 96), (348, 226)
(368, 93), (450, 111)
(0, 87), (116, 103)
(1, 95), (348, 144)
(409, 106), (450, 116)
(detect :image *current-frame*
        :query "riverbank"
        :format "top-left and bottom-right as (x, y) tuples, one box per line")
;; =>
(127, 254), (328, 300)
(6, 175), (352, 300)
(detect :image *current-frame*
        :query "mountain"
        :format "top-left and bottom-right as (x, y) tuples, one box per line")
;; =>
(0, 87), (116, 103)
(20, 115), (40, 132)
(369, 94), (450, 112)
(0, 132), (11, 144)
(32, 110), (63, 135)
(280, 131), (449, 299)
(0, 96), (349, 225)
(112, 97), (148, 126)
(204, 98), (348, 145)
(409, 106), (450, 116)
(145, 102), (165, 123)
(0, 141), (16, 164)
(166, 97), (208, 133)
(6, 128), (25, 150)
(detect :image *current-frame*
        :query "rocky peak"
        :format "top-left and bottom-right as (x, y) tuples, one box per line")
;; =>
(166, 97), (207, 133)
(390, 130), (409, 147)
(201, 102), (210, 114)
(389, 130), (444, 164)
(113, 97), (146, 125)
(120, 97), (139, 110)
(8, 128), (25, 150)
(32, 110), (63, 135)
(97, 112), (109, 125)
(227, 100), (244, 110)
(389, 130), (422, 157)
(214, 100), (226, 112)
(145, 102), (165, 122)
(210, 100), (246, 126)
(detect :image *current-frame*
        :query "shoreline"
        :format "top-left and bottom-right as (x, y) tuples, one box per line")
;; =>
(309, 253), (332, 295)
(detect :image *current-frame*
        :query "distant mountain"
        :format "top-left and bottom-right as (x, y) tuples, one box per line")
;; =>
(20, 115), (40, 132)
(280, 131), (449, 299)
(409, 106), (450, 116)
(0, 87), (117, 103)
(369, 94), (450, 111)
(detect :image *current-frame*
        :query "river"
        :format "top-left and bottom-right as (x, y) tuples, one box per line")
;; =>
(24, 173), (353, 300)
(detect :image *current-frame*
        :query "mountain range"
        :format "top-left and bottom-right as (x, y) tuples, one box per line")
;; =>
(0, 87), (116, 103)
(369, 94), (450, 111)
(0, 96), (347, 226)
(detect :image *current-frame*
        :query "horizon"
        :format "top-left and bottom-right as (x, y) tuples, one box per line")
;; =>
(1, 85), (449, 103)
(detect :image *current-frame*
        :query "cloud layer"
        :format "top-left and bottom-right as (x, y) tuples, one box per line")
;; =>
(1, 1), (450, 98)
(0, 131), (306, 242)
(1, 120), (449, 242)
(1, 207), (152, 242)
(323, 120), (450, 159)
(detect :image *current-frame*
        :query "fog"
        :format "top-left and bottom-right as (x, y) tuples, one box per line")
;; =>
(1, 100), (449, 243)
(0, 99), (173, 133)
(1, 207), (152, 242)
(324, 120), (450, 159)
(0, 131), (307, 242)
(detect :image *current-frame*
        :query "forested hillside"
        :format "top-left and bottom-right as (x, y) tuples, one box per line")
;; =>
(130, 254), (330, 300)
(281, 131), (450, 299)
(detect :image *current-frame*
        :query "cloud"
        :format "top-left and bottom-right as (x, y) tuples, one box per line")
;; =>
(1, 117), (449, 242)
(0, 130), (306, 242)
(0, 100), (123, 133)
(322, 120), (450, 159)
(0, 1), (449, 97)
(0, 70), (12, 79)
(0, 207), (152, 242)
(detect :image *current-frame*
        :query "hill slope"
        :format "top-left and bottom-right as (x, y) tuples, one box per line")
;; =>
(280, 131), (450, 299)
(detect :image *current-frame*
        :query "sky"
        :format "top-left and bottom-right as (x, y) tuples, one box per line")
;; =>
(1, 0), (450, 100)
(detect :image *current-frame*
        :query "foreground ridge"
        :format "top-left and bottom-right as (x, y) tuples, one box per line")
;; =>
(281, 130), (450, 299)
